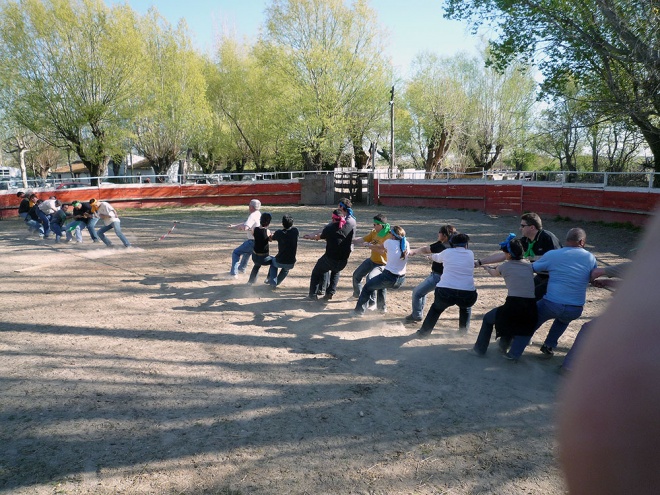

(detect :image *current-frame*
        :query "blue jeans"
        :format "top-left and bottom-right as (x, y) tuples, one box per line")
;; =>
(36, 210), (51, 237)
(248, 254), (272, 284)
(267, 259), (295, 287)
(309, 255), (347, 297)
(473, 307), (498, 354)
(508, 298), (584, 359)
(97, 220), (131, 247)
(355, 270), (404, 313)
(352, 258), (384, 305)
(68, 220), (99, 241)
(50, 223), (73, 242)
(25, 217), (43, 234)
(411, 272), (442, 319)
(231, 239), (254, 275)
(418, 287), (478, 335)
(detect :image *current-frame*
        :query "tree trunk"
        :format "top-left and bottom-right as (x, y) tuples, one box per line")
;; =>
(631, 115), (660, 187)
(424, 130), (451, 175)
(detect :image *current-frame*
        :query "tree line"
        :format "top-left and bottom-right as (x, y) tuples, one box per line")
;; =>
(0, 0), (654, 185)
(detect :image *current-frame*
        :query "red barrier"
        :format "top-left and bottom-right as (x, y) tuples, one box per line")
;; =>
(0, 181), (302, 220)
(2, 179), (658, 226)
(376, 181), (660, 227)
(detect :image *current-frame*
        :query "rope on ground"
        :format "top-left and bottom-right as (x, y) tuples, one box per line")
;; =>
(155, 221), (177, 241)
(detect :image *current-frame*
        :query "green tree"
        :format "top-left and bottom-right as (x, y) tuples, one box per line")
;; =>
(460, 55), (536, 171)
(0, 0), (143, 184)
(262, 0), (390, 170)
(132, 9), (210, 176)
(207, 37), (288, 172)
(445, 0), (660, 181)
(404, 53), (470, 175)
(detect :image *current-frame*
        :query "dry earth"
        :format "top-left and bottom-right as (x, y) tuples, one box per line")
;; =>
(0, 204), (638, 495)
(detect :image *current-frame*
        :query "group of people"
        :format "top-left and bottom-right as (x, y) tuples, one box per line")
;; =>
(227, 200), (610, 363)
(16, 191), (131, 248)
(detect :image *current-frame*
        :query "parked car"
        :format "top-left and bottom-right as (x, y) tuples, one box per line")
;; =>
(55, 182), (90, 189)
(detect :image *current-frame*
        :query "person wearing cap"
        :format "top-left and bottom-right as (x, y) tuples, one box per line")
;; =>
(411, 233), (478, 337)
(470, 237), (537, 356)
(349, 213), (392, 306)
(404, 224), (457, 323)
(504, 227), (597, 361)
(228, 199), (262, 278)
(475, 212), (561, 300)
(353, 225), (409, 316)
(96, 200), (131, 247)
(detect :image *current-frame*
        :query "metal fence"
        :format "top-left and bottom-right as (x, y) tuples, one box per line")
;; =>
(3, 169), (660, 190)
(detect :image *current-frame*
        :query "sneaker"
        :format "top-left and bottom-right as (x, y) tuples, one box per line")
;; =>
(503, 353), (518, 362)
(378, 307), (387, 314)
(307, 294), (319, 301)
(352, 310), (364, 318)
(539, 345), (554, 358)
(468, 347), (485, 357)
(367, 301), (377, 311)
(322, 293), (334, 301)
(497, 339), (509, 354)
(404, 314), (422, 323)
(458, 326), (468, 333)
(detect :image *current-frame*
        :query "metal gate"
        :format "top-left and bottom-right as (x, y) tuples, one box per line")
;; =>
(333, 171), (372, 205)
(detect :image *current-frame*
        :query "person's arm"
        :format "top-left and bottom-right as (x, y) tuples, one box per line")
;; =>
(482, 265), (502, 277)
(409, 246), (432, 256)
(474, 252), (506, 267)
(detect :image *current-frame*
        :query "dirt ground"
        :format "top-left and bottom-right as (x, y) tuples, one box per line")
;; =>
(0, 204), (638, 495)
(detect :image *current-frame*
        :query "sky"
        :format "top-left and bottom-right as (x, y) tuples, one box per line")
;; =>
(112, 0), (486, 76)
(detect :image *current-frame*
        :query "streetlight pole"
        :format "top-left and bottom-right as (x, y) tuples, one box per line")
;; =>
(389, 85), (395, 179)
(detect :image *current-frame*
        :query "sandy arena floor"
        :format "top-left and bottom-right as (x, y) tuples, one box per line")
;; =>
(0, 204), (638, 494)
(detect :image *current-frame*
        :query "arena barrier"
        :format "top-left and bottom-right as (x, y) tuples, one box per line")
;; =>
(2, 178), (659, 227)
(374, 180), (660, 227)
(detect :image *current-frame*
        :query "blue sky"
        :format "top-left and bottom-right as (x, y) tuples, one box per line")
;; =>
(113, 0), (484, 75)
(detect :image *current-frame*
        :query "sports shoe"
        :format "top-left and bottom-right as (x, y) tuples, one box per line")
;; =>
(503, 353), (518, 362)
(539, 345), (554, 358)
(378, 307), (387, 314)
(352, 310), (364, 318)
(458, 326), (468, 333)
(322, 293), (334, 301)
(367, 301), (377, 311)
(404, 314), (422, 323)
(307, 294), (319, 301)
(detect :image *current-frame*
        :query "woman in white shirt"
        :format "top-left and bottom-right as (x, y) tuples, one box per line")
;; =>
(353, 226), (409, 316)
(414, 233), (477, 337)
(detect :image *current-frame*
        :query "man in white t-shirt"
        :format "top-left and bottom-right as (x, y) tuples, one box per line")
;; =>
(228, 199), (262, 277)
(96, 201), (131, 247)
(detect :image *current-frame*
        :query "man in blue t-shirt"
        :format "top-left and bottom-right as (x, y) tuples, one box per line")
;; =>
(504, 227), (597, 361)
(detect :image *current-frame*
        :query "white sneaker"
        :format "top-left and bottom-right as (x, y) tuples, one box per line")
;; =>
(367, 301), (377, 311)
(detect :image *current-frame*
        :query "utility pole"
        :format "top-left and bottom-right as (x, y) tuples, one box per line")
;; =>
(389, 85), (395, 178)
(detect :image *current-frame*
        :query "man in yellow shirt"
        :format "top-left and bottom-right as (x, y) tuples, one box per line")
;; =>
(349, 213), (392, 309)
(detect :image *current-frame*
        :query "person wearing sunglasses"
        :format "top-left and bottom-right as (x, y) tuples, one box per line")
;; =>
(476, 212), (561, 300)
